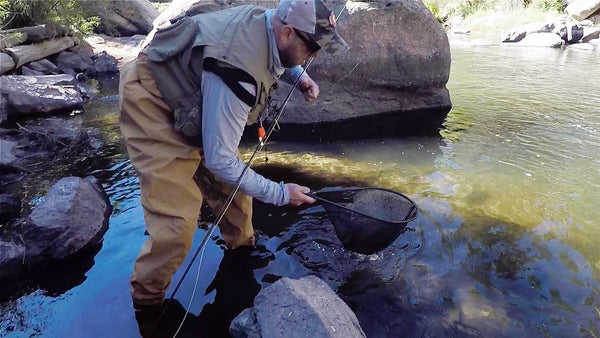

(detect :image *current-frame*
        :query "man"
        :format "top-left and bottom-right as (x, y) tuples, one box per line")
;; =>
(119, 0), (349, 330)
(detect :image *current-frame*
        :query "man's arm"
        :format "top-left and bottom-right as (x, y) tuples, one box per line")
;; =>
(201, 71), (290, 205)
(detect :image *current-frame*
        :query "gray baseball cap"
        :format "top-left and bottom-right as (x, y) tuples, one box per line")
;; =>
(275, 0), (350, 54)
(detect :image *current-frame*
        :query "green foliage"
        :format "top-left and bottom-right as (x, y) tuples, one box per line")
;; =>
(531, 0), (565, 12)
(0, 0), (98, 34)
(456, 0), (490, 18)
(425, 1), (445, 22)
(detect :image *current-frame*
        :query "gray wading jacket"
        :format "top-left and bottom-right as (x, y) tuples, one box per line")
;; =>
(145, 5), (279, 142)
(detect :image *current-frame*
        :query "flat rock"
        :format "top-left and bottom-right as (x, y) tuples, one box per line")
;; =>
(0, 74), (82, 118)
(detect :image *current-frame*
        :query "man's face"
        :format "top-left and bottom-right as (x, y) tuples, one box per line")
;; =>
(279, 28), (320, 68)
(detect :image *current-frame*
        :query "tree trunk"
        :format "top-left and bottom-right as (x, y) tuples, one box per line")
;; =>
(0, 24), (68, 44)
(0, 52), (16, 74)
(4, 37), (75, 69)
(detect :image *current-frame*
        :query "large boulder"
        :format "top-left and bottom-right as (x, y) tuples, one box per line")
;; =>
(566, 0), (600, 20)
(83, 0), (159, 37)
(274, 0), (452, 139)
(24, 176), (112, 262)
(230, 275), (366, 338)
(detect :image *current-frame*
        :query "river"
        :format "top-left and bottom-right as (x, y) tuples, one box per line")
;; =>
(1, 41), (599, 337)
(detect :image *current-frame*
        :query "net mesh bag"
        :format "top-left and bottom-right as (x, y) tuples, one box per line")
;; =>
(313, 188), (418, 255)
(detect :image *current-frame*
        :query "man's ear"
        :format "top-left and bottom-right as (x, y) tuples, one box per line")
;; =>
(280, 25), (295, 46)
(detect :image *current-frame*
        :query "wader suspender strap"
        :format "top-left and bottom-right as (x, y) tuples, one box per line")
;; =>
(203, 58), (257, 107)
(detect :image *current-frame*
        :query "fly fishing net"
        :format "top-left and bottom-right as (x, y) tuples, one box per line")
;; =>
(312, 188), (418, 255)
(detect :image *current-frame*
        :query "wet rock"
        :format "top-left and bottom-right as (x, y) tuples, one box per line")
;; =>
(0, 193), (20, 221)
(230, 275), (366, 338)
(56, 50), (94, 74)
(0, 138), (17, 165)
(18, 117), (86, 153)
(24, 176), (112, 262)
(89, 51), (119, 76)
(0, 75), (82, 119)
(83, 0), (159, 36)
(505, 32), (565, 48)
(566, 0), (600, 21)
(24, 59), (58, 75)
(21, 66), (45, 76)
(0, 240), (26, 283)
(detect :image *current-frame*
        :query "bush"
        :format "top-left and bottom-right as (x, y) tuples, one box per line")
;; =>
(531, 0), (565, 12)
(0, 0), (98, 34)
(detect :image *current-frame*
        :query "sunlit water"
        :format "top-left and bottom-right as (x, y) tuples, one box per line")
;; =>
(1, 43), (599, 337)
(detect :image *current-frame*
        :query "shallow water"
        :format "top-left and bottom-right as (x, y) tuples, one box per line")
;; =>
(1, 43), (599, 337)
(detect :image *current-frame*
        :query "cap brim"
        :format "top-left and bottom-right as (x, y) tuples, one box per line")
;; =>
(316, 30), (349, 55)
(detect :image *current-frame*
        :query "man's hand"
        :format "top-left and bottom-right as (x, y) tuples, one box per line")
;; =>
(298, 74), (319, 102)
(286, 183), (316, 206)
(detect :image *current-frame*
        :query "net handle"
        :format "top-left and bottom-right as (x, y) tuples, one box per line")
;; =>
(306, 187), (418, 224)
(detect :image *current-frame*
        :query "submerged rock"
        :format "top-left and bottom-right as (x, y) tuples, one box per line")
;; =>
(25, 176), (112, 262)
(230, 275), (366, 338)
(0, 240), (26, 283)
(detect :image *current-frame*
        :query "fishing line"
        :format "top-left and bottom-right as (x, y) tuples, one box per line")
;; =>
(153, 58), (315, 338)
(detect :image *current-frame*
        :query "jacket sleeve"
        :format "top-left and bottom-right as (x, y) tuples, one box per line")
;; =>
(201, 70), (290, 206)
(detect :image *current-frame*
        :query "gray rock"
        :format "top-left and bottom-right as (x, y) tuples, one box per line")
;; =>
(0, 240), (26, 282)
(21, 66), (46, 76)
(230, 308), (261, 338)
(505, 32), (565, 48)
(56, 50), (94, 74)
(90, 51), (119, 76)
(231, 275), (366, 338)
(589, 37), (600, 45)
(502, 20), (557, 42)
(83, 0), (159, 36)
(566, 0), (600, 20)
(0, 138), (17, 165)
(582, 26), (600, 42)
(25, 176), (112, 261)
(25, 59), (58, 74)
(0, 75), (82, 118)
